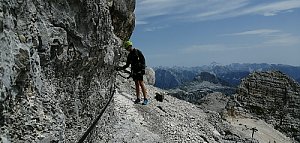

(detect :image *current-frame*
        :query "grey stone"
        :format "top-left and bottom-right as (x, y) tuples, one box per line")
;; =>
(237, 71), (300, 142)
(144, 67), (155, 85)
(155, 93), (164, 102)
(0, 0), (134, 142)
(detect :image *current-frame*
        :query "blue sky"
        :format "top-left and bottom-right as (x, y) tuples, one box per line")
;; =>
(131, 0), (300, 67)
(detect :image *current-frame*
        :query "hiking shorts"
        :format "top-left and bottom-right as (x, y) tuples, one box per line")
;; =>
(132, 72), (144, 81)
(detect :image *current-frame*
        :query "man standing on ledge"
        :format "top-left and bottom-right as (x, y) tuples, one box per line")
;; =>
(117, 40), (149, 105)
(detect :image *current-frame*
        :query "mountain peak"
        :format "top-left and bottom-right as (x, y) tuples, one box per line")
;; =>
(237, 70), (300, 141)
(210, 61), (222, 67)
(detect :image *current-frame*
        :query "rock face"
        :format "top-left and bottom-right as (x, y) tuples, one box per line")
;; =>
(0, 0), (135, 142)
(237, 71), (300, 141)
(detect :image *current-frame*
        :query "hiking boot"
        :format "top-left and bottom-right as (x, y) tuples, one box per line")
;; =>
(142, 99), (149, 105)
(134, 98), (141, 104)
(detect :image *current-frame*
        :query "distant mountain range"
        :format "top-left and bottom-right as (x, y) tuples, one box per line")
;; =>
(154, 63), (300, 89)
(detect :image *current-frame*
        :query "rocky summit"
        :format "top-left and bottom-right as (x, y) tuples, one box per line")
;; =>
(237, 71), (300, 142)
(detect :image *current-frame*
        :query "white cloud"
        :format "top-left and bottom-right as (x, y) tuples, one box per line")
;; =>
(264, 33), (300, 46)
(136, 20), (148, 25)
(136, 0), (187, 20)
(180, 0), (249, 21)
(182, 29), (300, 55)
(135, 0), (300, 23)
(240, 0), (300, 17)
(144, 25), (169, 32)
(182, 44), (228, 53)
(225, 29), (281, 36)
(224, 29), (300, 46)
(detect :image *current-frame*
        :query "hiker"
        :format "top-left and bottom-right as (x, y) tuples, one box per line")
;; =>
(117, 40), (149, 105)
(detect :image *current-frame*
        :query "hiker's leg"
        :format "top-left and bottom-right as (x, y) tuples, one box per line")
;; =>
(139, 80), (147, 99)
(135, 80), (141, 99)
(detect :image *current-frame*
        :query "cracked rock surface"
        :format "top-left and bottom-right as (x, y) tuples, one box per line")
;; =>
(0, 0), (134, 142)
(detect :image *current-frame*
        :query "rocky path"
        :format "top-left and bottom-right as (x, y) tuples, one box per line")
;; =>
(110, 91), (161, 142)
(105, 85), (253, 143)
(110, 89), (213, 143)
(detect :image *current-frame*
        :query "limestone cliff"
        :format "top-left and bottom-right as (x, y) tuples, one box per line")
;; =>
(237, 71), (300, 141)
(0, 0), (135, 142)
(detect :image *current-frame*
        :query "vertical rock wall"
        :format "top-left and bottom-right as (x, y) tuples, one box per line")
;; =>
(237, 71), (300, 141)
(0, 0), (135, 142)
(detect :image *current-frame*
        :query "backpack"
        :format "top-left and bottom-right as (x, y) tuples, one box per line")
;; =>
(133, 49), (146, 73)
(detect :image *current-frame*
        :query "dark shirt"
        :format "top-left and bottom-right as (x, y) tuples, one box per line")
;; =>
(123, 48), (145, 72)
